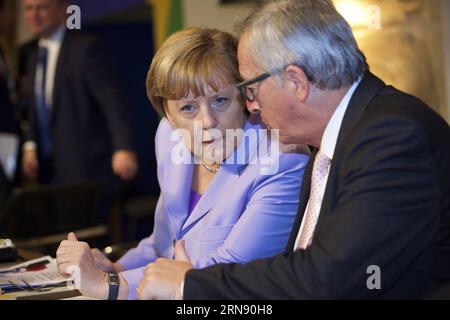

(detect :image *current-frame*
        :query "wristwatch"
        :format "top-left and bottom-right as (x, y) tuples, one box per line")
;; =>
(108, 272), (120, 300)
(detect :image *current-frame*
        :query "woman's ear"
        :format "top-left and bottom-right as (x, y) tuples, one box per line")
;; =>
(284, 65), (310, 102)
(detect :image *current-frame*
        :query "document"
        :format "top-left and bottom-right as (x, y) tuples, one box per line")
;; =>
(0, 256), (71, 290)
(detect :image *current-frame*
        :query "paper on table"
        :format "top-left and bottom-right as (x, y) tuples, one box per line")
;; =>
(0, 256), (71, 289)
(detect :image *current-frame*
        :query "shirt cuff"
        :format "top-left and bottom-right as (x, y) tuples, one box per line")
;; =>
(23, 141), (37, 152)
(180, 280), (185, 300)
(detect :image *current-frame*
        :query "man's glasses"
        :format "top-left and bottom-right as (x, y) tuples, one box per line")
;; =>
(237, 72), (272, 102)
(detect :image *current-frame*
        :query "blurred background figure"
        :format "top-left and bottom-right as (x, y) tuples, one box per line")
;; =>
(19, 0), (138, 223)
(0, 0), (20, 207)
(0, 0), (19, 136)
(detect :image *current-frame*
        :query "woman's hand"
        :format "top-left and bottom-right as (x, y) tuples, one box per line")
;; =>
(56, 233), (109, 299)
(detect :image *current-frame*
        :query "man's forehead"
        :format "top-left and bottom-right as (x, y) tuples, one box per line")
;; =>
(238, 34), (264, 80)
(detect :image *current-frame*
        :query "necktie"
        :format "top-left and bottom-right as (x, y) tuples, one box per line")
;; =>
(35, 46), (52, 158)
(297, 151), (331, 250)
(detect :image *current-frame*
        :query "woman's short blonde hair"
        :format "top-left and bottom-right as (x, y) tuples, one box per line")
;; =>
(146, 27), (240, 116)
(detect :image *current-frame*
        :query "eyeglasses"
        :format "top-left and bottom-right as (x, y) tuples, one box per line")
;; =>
(237, 72), (272, 102)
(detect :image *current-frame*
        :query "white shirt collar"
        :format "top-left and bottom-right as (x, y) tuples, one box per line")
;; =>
(38, 25), (66, 48)
(320, 78), (362, 160)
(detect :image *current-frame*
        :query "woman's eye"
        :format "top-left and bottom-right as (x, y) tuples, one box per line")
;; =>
(211, 97), (229, 108)
(180, 104), (196, 112)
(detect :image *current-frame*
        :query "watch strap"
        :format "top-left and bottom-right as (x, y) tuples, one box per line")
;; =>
(108, 271), (120, 300)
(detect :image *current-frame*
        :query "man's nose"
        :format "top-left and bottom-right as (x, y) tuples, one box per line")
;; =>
(246, 99), (261, 114)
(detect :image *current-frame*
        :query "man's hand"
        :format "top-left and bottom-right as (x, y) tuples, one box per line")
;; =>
(112, 150), (139, 181)
(56, 233), (109, 299)
(22, 148), (39, 180)
(137, 240), (194, 300)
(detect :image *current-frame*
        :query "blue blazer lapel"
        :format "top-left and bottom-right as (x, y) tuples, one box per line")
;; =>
(162, 145), (194, 237)
(51, 31), (69, 124)
(178, 118), (265, 235)
(180, 164), (241, 235)
(180, 120), (263, 234)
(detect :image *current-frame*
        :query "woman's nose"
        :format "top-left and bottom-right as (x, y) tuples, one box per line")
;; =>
(200, 107), (218, 130)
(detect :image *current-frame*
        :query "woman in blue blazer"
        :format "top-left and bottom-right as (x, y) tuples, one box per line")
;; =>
(56, 27), (309, 300)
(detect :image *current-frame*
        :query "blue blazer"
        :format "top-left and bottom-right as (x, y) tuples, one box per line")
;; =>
(119, 118), (309, 298)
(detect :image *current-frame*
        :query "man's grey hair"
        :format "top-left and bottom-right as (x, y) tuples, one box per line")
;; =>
(236, 0), (368, 90)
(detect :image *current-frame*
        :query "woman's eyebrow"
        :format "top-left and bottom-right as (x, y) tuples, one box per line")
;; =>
(178, 99), (196, 105)
(177, 89), (230, 104)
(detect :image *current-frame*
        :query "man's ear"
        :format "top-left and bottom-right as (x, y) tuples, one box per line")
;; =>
(284, 65), (310, 102)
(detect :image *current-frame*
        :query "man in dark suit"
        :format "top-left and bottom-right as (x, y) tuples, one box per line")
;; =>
(0, 52), (19, 136)
(20, 0), (138, 190)
(136, 0), (450, 300)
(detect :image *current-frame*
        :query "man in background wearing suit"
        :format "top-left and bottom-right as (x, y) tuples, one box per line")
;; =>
(20, 0), (138, 218)
(136, 0), (450, 299)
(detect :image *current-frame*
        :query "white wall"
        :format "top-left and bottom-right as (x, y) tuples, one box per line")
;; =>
(443, 0), (450, 122)
(16, 1), (33, 46)
(183, 0), (253, 34)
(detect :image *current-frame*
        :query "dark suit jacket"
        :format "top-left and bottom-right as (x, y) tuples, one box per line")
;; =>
(24, 31), (135, 184)
(183, 72), (450, 299)
(0, 52), (18, 135)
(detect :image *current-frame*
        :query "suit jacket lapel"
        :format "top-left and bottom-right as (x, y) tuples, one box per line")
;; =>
(311, 72), (387, 233)
(27, 45), (39, 136)
(162, 142), (194, 237)
(333, 72), (385, 148)
(51, 31), (70, 123)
